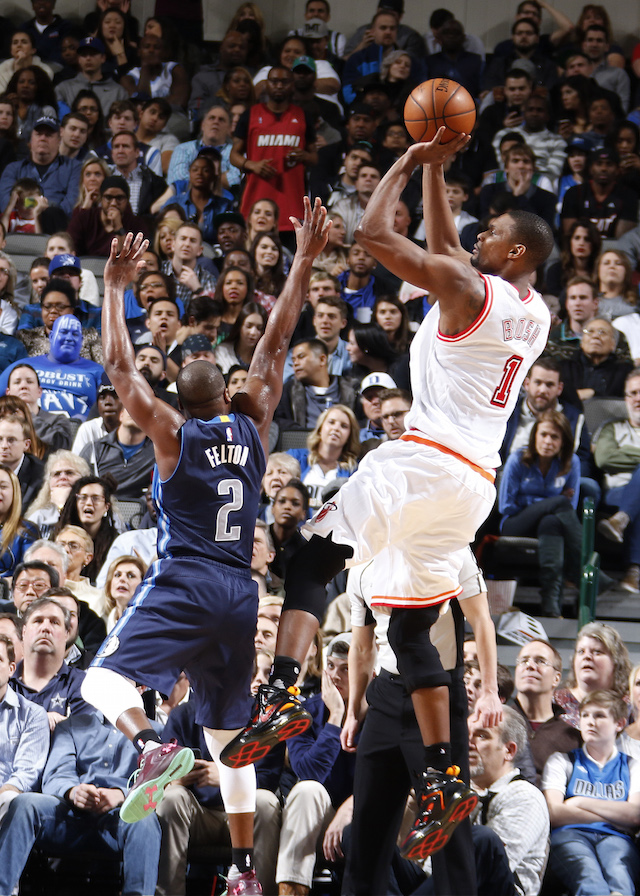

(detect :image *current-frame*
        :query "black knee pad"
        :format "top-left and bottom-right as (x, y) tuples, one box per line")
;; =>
(388, 606), (451, 692)
(284, 534), (353, 622)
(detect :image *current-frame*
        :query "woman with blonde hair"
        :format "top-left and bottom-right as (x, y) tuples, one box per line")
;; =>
(287, 405), (360, 510)
(102, 554), (148, 631)
(26, 450), (90, 537)
(0, 251), (18, 336)
(0, 463), (38, 576)
(75, 157), (110, 210)
(555, 621), (632, 726)
(618, 664), (640, 758)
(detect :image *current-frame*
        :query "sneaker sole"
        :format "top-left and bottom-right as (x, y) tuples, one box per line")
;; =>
(221, 712), (312, 769)
(400, 791), (478, 861)
(120, 747), (195, 823)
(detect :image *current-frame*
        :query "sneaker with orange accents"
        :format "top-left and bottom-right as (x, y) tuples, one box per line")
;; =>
(120, 741), (195, 823)
(220, 684), (312, 769)
(400, 765), (479, 861)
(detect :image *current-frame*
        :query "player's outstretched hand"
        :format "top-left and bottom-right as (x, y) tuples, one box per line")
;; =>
(470, 692), (503, 729)
(290, 196), (331, 260)
(104, 231), (150, 290)
(407, 127), (471, 167)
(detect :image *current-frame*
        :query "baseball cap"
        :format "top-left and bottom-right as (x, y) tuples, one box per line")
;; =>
(348, 102), (375, 119)
(326, 632), (352, 657)
(49, 254), (81, 276)
(182, 334), (213, 356)
(378, 0), (403, 13)
(214, 210), (246, 229)
(100, 175), (130, 199)
(567, 136), (588, 154)
(78, 36), (106, 54)
(292, 55), (317, 74)
(302, 18), (329, 39)
(360, 372), (397, 394)
(98, 372), (116, 394)
(33, 116), (59, 132)
(588, 146), (619, 165)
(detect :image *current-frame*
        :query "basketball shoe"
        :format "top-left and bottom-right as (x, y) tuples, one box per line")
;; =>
(120, 741), (195, 823)
(220, 684), (312, 768)
(223, 868), (263, 895)
(400, 765), (479, 860)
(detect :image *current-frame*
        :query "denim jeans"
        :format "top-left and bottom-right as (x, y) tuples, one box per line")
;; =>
(607, 466), (640, 565)
(0, 792), (161, 896)
(549, 826), (640, 896)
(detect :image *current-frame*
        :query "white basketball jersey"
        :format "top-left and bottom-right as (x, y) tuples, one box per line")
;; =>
(404, 273), (550, 469)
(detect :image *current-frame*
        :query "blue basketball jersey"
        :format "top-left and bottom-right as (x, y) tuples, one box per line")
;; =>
(154, 413), (266, 568)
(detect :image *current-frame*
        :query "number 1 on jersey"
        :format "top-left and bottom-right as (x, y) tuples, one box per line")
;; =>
(491, 354), (523, 408)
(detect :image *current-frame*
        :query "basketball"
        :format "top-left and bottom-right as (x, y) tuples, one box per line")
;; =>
(403, 79), (477, 144)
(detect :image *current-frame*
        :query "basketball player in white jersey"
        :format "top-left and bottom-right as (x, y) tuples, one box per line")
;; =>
(222, 128), (553, 859)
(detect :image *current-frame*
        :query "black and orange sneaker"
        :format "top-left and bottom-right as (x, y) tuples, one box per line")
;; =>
(220, 684), (312, 769)
(400, 765), (479, 861)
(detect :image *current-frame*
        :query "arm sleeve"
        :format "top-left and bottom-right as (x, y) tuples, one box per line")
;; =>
(286, 697), (342, 784)
(5, 702), (50, 792)
(594, 422), (640, 472)
(41, 719), (81, 798)
(567, 455), (581, 509)
(0, 163), (19, 212)
(61, 160), (81, 216)
(498, 452), (525, 518)
(541, 751), (571, 796)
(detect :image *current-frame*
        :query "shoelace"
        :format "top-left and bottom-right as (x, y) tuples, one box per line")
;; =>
(125, 741), (179, 790)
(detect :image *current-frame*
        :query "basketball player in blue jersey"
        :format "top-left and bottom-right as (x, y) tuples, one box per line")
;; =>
(222, 130), (554, 863)
(81, 199), (330, 896)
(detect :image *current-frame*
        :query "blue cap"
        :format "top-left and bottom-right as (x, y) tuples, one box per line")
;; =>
(49, 254), (81, 275)
(33, 116), (59, 132)
(78, 36), (106, 54)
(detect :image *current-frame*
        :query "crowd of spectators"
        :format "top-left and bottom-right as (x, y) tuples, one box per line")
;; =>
(3, 0), (640, 893)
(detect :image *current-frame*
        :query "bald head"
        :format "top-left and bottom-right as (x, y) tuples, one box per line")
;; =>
(176, 360), (227, 414)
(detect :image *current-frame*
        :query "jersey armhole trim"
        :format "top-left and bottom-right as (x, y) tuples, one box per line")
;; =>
(437, 275), (492, 343)
(157, 424), (185, 485)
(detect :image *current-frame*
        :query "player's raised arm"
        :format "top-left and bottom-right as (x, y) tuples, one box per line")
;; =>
(420, 129), (472, 259)
(356, 137), (485, 331)
(233, 197), (330, 451)
(102, 233), (184, 469)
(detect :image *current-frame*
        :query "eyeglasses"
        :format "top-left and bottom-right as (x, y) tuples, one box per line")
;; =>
(76, 493), (105, 505)
(42, 302), (72, 313)
(582, 327), (610, 337)
(57, 541), (84, 552)
(13, 579), (50, 595)
(102, 193), (127, 203)
(0, 268), (10, 276)
(625, 389), (640, 398)
(515, 656), (557, 668)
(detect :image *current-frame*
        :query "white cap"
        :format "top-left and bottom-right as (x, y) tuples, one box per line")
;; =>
(360, 372), (396, 394)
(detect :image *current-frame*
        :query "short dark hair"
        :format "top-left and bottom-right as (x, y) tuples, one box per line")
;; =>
(42, 586), (79, 609)
(293, 338), (329, 358)
(306, 0), (330, 9)
(0, 611), (22, 639)
(143, 97), (171, 119)
(444, 171), (472, 193)
(13, 561), (59, 590)
(529, 355), (561, 376)
(61, 111), (89, 129)
(146, 296), (180, 316)
(512, 16), (539, 33)
(506, 209), (554, 270)
(505, 68), (533, 84)
(565, 275), (596, 294)
(314, 294), (348, 319)
(8, 364), (40, 388)
(0, 633), (14, 664)
(22, 596), (70, 632)
(112, 129), (138, 147)
(276, 477), (310, 512)
(41, 278), (77, 308)
(583, 23), (607, 38)
(379, 387), (411, 405)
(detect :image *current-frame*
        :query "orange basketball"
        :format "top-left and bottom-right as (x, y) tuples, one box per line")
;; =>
(403, 78), (477, 144)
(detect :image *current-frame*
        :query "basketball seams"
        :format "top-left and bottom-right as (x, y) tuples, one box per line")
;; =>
(404, 78), (476, 144)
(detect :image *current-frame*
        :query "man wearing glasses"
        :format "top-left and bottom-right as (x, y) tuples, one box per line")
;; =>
(231, 67), (317, 250)
(510, 639), (580, 784)
(559, 316), (633, 406)
(67, 175), (147, 257)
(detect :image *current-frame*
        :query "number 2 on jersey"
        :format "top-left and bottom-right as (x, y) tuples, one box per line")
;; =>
(491, 354), (523, 408)
(215, 478), (244, 542)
